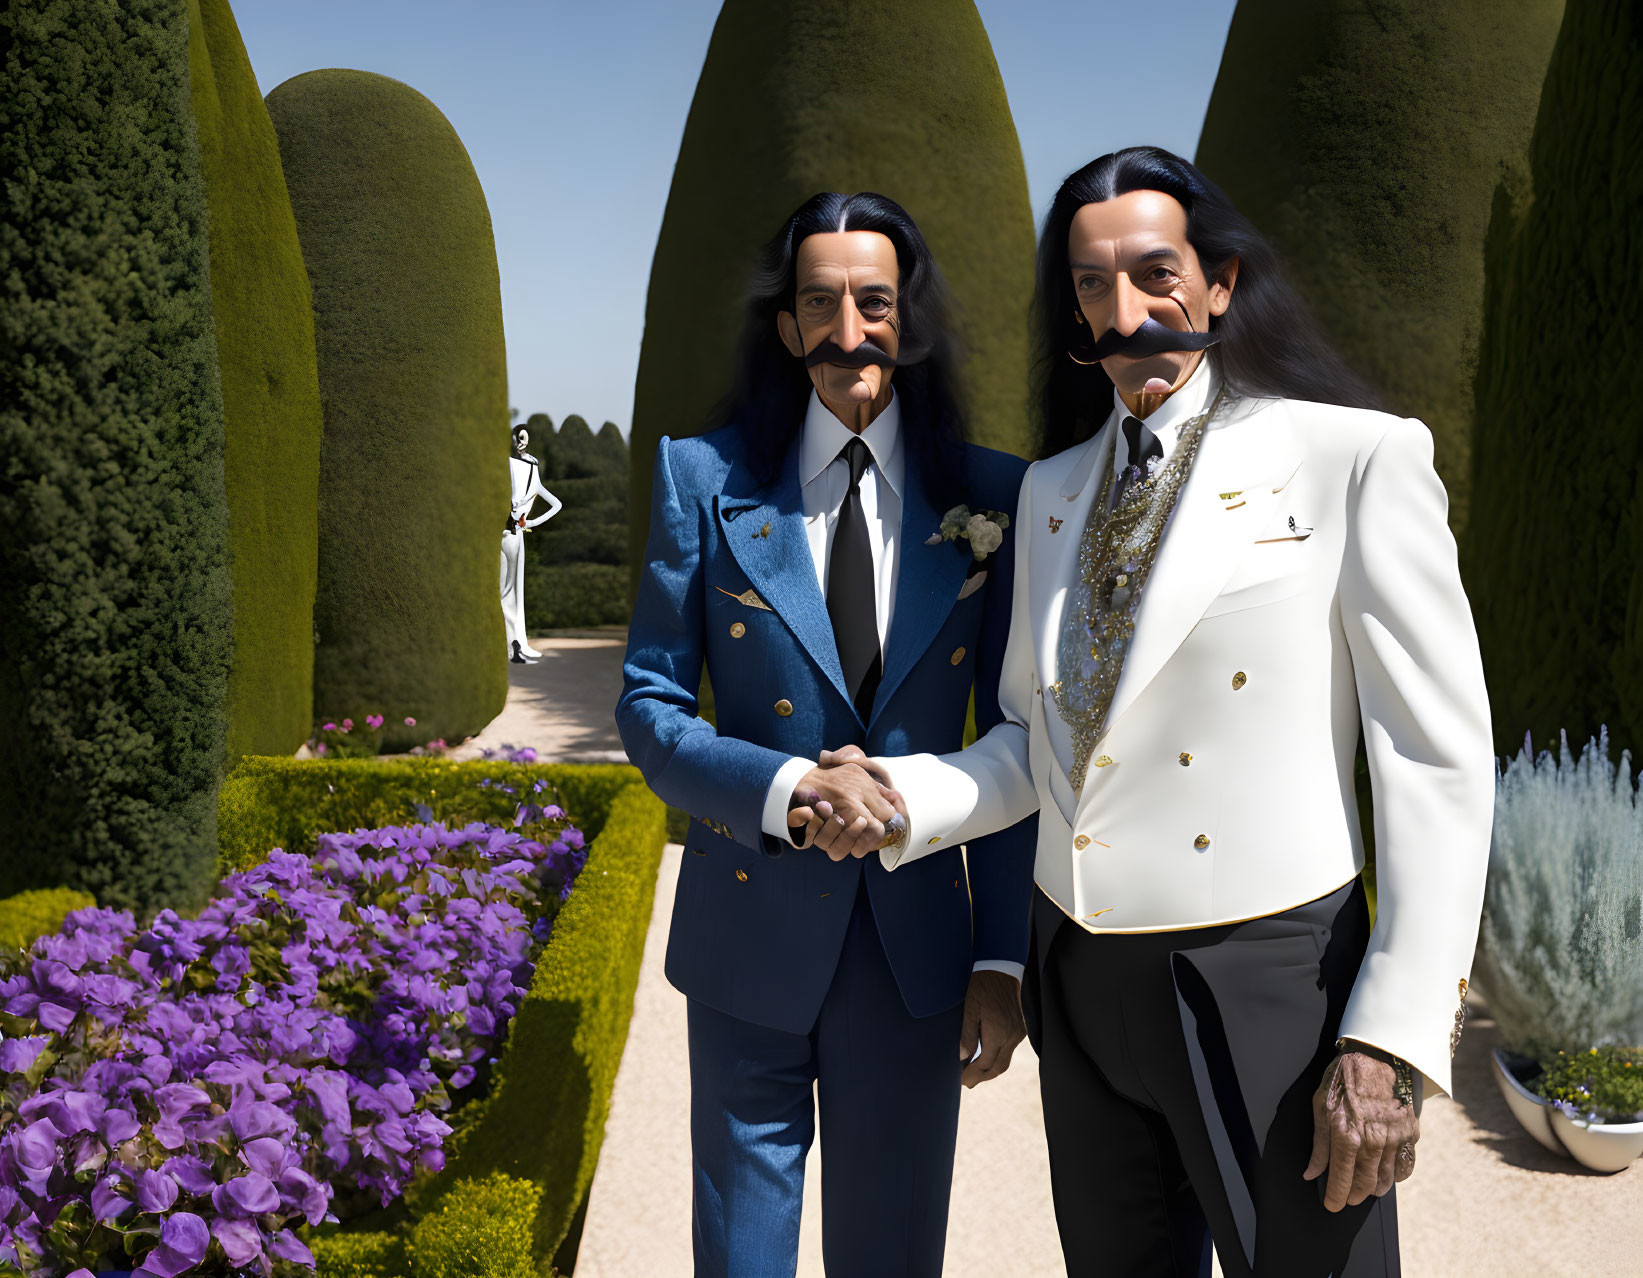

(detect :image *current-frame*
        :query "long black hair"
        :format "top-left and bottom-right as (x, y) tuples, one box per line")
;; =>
(711, 191), (967, 506)
(1033, 147), (1381, 457)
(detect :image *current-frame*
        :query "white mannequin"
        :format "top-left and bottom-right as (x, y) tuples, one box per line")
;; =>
(501, 426), (563, 662)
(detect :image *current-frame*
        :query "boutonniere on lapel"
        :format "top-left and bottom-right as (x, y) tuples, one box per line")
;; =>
(924, 505), (1011, 561)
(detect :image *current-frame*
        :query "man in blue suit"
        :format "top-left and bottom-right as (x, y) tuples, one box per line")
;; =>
(617, 191), (1037, 1277)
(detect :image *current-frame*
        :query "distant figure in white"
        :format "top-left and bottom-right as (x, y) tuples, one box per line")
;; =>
(502, 425), (562, 663)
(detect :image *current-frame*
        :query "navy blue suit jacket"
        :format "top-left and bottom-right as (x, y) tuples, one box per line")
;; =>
(617, 418), (1038, 1034)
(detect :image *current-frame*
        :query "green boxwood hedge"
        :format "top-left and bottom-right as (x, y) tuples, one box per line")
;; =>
(222, 756), (665, 1273)
(0, 888), (99, 956)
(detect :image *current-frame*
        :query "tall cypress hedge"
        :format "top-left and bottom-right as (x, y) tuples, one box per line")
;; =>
(1463, 2), (1643, 757)
(0, 0), (233, 912)
(628, 0), (1036, 579)
(1195, 0), (1564, 539)
(186, 0), (323, 762)
(264, 70), (509, 752)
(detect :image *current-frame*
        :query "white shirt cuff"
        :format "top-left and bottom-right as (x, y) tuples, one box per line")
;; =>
(761, 756), (817, 845)
(972, 960), (1024, 982)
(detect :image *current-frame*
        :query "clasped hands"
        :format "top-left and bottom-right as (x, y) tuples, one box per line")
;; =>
(787, 745), (907, 861)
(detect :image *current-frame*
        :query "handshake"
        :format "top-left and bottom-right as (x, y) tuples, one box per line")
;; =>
(787, 746), (909, 861)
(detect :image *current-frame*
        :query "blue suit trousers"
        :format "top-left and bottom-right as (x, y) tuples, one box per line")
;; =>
(687, 879), (964, 1277)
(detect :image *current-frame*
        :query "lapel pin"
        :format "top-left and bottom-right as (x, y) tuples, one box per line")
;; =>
(715, 586), (773, 611)
(1048, 516), (1064, 534)
(1219, 490), (1243, 501)
(751, 521), (771, 540)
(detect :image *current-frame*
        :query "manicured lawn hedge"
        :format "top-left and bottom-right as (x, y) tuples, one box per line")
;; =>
(220, 756), (665, 1274)
(0, 887), (98, 955)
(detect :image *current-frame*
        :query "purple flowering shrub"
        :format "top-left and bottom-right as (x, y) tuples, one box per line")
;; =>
(0, 814), (588, 1277)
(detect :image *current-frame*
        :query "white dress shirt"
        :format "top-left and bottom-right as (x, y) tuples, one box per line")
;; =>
(757, 390), (1021, 982)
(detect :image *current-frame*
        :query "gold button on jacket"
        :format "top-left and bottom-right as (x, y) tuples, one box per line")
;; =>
(1179, 752), (1193, 766)
(730, 622), (746, 638)
(1232, 671), (1247, 689)
(774, 699), (793, 717)
(950, 646), (966, 665)
(735, 869), (749, 882)
(1194, 834), (1211, 850)
(1073, 834), (1091, 850)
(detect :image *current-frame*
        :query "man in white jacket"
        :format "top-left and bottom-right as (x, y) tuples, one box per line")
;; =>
(826, 148), (1494, 1276)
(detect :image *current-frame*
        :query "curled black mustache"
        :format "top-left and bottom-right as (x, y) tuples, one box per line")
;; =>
(1088, 316), (1219, 361)
(804, 337), (898, 370)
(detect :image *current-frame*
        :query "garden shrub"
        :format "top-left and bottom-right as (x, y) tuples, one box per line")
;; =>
(0, 889), (98, 956)
(310, 1229), (405, 1278)
(0, 0), (233, 914)
(524, 564), (631, 632)
(1476, 730), (1643, 1061)
(223, 757), (665, 1270)
(1195, 0), (1564, 541)
(264, 69), (510, 752)
(218, 758), (640, 874)
(186, 0), (323, 762)
(628, 0), (1036, 582)
(1462, 0), (1643, 758)
(408, 1172), (540, 1278)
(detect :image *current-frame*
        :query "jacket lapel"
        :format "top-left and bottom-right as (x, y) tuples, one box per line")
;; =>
(871, 464), (970, 721)
(717, 448), (852, 707)
(1099, 406), (1301, 739)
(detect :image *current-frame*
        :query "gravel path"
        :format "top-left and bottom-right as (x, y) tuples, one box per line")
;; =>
(497, 633), (1643, 1276)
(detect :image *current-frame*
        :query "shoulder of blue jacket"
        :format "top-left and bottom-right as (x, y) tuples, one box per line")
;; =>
(659, 426), (742, 491)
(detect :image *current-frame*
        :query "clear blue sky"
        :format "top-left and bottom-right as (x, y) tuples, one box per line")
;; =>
(235, 0), (1238, 435)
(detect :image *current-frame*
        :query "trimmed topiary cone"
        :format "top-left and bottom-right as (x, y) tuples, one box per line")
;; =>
(265, 69), (510, 753)
(627, 0), (1036, 584)
(185, 0), (323, 762)
(1463, 1), (1643, 758)
(1195, 0), (1565, 541)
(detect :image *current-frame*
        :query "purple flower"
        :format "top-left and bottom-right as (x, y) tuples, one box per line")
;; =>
(341, 718), (354, 731)
(270, 1227), (315, 1265)
(366, 714), (384, 729)
(213, 1216), (266, 1266)
(0, 1036), (50, 1076)
(135, 1167), (179, 1214)
(162, 1154), (218, 1197)
(135, 1211), (209, 1278)
(321, 722), (337, 731)
(13, 1117), (64, 1169)
(213, 1171), (280, 1217)
(90, 1175), (130, 1223)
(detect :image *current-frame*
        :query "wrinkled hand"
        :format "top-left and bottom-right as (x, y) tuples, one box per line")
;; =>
(1303, 1052), (1420, 1212)
(788, 760), (904, 861)
(960, 970), (1025, 1088)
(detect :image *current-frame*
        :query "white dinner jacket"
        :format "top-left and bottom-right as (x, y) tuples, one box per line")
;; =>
(878, 365), (1495, 1096)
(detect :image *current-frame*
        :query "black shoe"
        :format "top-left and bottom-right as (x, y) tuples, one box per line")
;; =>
(511, 641), (528, 664)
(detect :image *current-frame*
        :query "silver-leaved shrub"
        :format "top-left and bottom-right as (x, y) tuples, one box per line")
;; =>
(0, 813), (587, 1278)
(1476, 729), (1643, 1060)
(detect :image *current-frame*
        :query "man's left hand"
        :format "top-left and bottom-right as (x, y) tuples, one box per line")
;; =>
(959, 970), (1025, 1088)
(1303, 1051), (1420, 1211)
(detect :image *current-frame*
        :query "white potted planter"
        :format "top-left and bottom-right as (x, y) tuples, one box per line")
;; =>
(1491, 1047), (1643, 1171)
(1546, 1109), (1643, 1173)
(1490, 1048), (1563, 1154)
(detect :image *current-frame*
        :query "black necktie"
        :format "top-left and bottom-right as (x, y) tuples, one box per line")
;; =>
(827, 437), (881, 720)
(1113, 416), (1164, 510)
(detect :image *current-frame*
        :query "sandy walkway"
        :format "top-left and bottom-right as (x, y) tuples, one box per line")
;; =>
(497, 634), (1643, 1277)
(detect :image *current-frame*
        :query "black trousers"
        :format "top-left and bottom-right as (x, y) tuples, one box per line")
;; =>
(1025, 878), (1398, 1278)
